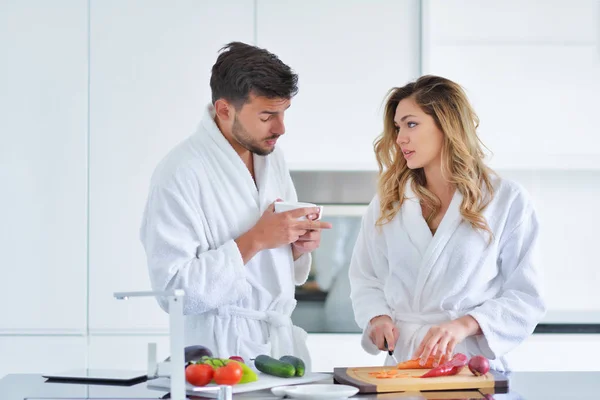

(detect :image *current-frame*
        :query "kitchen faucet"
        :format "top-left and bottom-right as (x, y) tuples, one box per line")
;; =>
(114, 290), (232, 400)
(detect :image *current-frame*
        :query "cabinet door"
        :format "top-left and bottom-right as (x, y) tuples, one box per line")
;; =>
(88, 335), (170, 370)
(0, 336), (86, 377)
(88, 0), (254, 333)
(0, 0), (87, 333)
(506, 334), (600, 371)
(423, 0), (600, 169)
(533, 171), (600, 313)
(257, 0), (420, 170)
(307, 334), (386, 372)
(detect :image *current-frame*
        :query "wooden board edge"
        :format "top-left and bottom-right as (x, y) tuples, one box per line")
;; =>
(490, 369), (509, 393)
(333, 367), (378, 393)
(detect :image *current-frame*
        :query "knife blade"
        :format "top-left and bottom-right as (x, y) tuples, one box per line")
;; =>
(383, 338), (399, 364)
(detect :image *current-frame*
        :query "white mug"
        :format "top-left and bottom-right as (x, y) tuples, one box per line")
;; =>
(274, 201), (324, 220)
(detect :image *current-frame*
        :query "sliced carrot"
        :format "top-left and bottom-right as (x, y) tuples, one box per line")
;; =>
(396, 355), (448, 369)
(369, 369), (398, 375)
(374, 373), (415, 379)
(368, 369), (414, 379)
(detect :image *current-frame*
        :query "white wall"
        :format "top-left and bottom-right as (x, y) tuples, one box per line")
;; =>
(1, 0), (600, 379)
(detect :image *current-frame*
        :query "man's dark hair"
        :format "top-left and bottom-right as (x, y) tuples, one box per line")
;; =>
(210, 41), (299, 108)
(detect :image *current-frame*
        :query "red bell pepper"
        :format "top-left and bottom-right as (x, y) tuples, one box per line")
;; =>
(420, 353), (468, 378)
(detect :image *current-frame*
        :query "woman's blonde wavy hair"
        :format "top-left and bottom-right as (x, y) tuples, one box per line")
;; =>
(374, 75), (495, 240)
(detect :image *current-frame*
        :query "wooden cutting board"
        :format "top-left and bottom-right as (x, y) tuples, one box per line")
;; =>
(333, 366), (508, 394)
(372, 390), (493, 399)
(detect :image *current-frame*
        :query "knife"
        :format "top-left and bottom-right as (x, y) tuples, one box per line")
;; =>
(384, 338), (399, 364)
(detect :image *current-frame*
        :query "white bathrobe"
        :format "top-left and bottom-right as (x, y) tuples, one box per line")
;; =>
(140, 105), (312, 369)
(349, 177), (546, 372)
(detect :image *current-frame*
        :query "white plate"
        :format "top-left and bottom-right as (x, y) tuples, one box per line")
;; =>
(271, 384), (359, 399)
(147, 372), (332, 398)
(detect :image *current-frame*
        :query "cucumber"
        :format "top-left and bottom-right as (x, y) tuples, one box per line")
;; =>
(279, 355), (305, 377)
(254, 355), (296, 378)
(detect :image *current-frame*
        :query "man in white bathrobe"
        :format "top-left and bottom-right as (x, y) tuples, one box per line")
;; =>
(140, 42), (331, 369)
(349, 75), (545, 372)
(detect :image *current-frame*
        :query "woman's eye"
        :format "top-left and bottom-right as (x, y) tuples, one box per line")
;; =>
(407, 122), (417, 128)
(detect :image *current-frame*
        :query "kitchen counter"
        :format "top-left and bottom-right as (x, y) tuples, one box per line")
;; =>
(2, 372), (600, 400)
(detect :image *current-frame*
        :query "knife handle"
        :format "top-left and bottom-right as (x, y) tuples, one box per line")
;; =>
(384, 338), (393, 355)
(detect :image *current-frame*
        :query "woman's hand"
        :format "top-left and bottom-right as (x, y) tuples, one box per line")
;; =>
(413, 315), (481, 366)
(368, 315), (400, 352)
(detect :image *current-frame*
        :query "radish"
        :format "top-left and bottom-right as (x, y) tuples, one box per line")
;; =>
(468, 355), (490, 376)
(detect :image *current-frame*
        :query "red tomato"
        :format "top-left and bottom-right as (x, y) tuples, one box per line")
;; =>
(214, 362), (243, 385)
(185, 363), (214, 387)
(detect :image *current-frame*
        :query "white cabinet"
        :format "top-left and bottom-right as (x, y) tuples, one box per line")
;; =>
(506, 334), (600, 371)
(307, 334), (386, 372)
(256, 0), (420, 171)
(88, 0), (255, 333)
(0, 0), (88, 333)
(423, 0), (600, 170)
(0, 336), (86, 378)
(532, 171), (600, 313)
(424, 0), (597, 43)
(88, 335), (170, 370)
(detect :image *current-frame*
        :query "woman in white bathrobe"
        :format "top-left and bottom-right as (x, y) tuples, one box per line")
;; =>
(349, 75), (546, 372)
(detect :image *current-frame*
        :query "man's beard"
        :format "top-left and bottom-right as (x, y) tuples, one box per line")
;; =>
(231, 115), (278, 156)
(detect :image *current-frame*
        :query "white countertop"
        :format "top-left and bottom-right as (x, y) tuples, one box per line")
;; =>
(541, 310), (600, 324)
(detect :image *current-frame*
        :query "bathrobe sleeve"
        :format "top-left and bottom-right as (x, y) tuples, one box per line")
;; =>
(468, 206), (546, 359)
(349, 198), (393, 354)
(292, 247), (312, 286)
(140, 184), (252, 315)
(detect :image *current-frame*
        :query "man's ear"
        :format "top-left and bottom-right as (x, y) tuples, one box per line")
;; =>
(214, 99), (233, 122)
